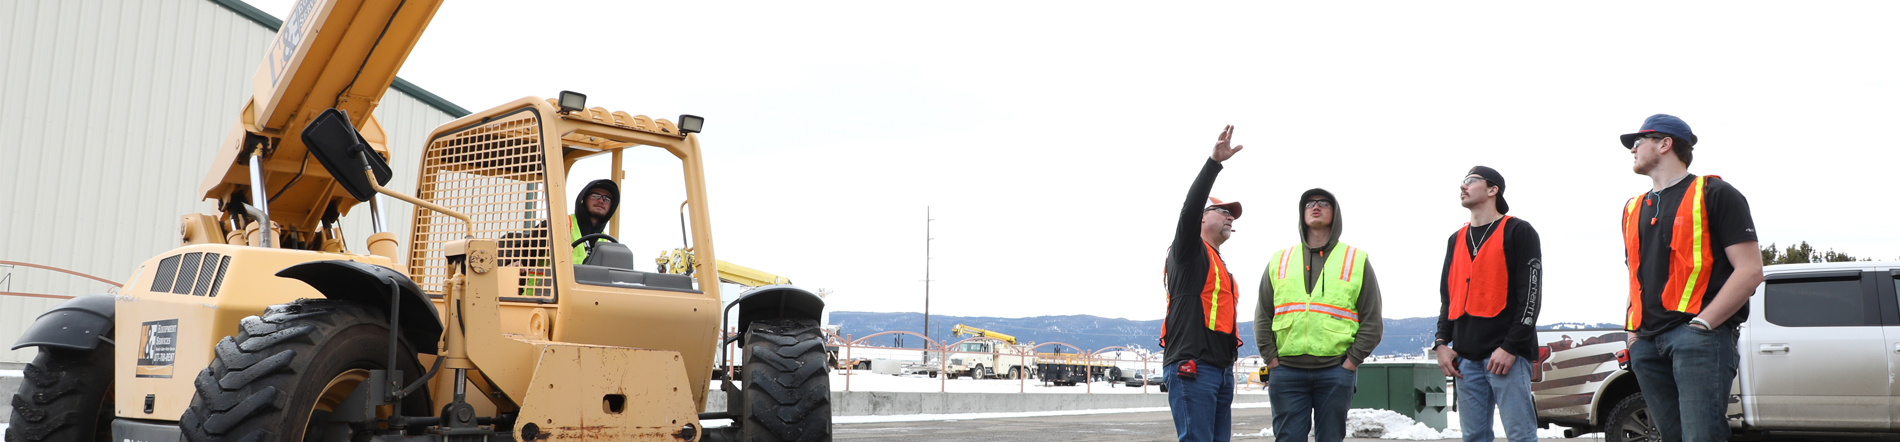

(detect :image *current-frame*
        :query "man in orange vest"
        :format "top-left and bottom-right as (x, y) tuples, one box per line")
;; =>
(1618, 114), (1763, 442)
(1161, 125), (1245, 442)
(1433, 165), (1542, 442)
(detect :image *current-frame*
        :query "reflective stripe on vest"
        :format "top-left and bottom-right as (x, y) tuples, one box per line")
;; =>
(1622, 175), (1718, 331)
(1447, 216), (1511, 319)
(1273, 302), (1360, 322)
(1266, 243), (1368, 358)
(1200, 241), (1238, 334)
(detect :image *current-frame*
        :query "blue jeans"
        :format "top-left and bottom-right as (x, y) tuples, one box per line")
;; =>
(1166, 360), (1234, 442)
(1268, 364), (1357, 442)
(1628, 324), (1739, 442)
(1456, 355), (1539, 442)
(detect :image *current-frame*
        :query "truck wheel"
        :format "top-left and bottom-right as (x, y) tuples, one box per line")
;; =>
(975, 365), (989, 379)
(179, 300), (429, 442)
(6, 343), (114, 442)
(740, 319), (831, 442)
(1007, 367), (1022, 380)
(1604, 393), (1657, 442)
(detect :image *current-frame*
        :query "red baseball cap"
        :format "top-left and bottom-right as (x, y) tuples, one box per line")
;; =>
(1206, 197), (1242, 220)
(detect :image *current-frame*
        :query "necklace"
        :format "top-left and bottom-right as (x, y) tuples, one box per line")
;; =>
(1468, 220), (1497, 256)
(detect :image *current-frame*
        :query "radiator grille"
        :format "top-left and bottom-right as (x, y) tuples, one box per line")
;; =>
(171, 252), (201, 294)
(150, 255), (180, 292)
(408, 110), (555, 299)
(145, 252), (227, 296)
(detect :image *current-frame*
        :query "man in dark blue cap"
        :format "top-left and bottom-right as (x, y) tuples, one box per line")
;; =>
(1616, 114), (1763, 442)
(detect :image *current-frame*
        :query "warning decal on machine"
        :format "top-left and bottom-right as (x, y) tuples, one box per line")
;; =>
(136, 319), (178, 378)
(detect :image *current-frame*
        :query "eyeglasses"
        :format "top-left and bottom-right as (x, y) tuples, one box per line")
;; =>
(586, 193), (614, 203)
(1204, 206), (1233, 217)
(1303, 200), (1332, 209)
(1631, 135), (1664, 148)
(1461, 176), (1488, 186)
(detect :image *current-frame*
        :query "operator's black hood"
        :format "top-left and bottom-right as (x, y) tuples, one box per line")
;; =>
(572, 179), (619, 235)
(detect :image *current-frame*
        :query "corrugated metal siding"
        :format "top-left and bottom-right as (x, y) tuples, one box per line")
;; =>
(0, 0), (460, 364)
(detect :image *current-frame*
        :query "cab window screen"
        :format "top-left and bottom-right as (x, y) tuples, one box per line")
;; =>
(1765, 277), (1872, 327)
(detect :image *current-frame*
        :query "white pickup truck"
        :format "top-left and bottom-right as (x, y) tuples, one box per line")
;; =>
(1533, 262), (1900, 441)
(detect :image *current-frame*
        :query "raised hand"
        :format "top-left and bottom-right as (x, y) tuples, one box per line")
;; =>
(1211, 125), (1244, 162)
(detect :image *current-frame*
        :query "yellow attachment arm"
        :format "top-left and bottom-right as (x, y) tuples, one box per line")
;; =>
(653, 248), (791, 288)
(951, 324), (1017, 345)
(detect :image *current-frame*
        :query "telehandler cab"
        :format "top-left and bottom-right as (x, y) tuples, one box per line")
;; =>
(5, 1), (830, 441)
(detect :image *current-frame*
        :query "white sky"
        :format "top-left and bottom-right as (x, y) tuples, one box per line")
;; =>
(252, 1), (1900, 325)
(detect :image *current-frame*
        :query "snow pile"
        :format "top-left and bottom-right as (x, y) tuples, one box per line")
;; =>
(821, 369), (1268, 395)
(1346, 409), (1454, 440)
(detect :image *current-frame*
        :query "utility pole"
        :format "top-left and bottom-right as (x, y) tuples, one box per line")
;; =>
(924, 207), (934, 344)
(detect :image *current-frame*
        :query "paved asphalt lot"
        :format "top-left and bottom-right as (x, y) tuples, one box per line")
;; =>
(832, 407), (1472, 442)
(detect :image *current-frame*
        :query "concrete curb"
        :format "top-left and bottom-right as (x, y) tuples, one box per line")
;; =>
(708, 390), (1271, 417)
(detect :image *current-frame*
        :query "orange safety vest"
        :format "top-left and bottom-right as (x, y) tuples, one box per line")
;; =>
(1622, 175), (1718, 330)
(1199, 241), (1239, 336)
(1160, 241), (1240, 347)
(1447, 216), (1511, 319)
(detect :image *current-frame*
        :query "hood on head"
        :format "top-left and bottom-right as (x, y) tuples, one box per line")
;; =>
(1296, 188), (1342, 250)
(573, 179), (620, 235)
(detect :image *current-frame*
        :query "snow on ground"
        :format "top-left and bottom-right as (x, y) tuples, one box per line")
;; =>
(821, 369), (1269, 394)
(705, 402), (1275, 428)
(1239, 409), (1605, 440)
(0, 370), (21, 378)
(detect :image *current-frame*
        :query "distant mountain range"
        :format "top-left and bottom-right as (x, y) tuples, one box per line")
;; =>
(829, 311), (1619, 358)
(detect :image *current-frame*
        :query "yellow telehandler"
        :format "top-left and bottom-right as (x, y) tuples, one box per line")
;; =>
(5, 1), (828, 441)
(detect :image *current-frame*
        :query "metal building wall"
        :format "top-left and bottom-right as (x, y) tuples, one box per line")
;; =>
(0, 0), (464, 364)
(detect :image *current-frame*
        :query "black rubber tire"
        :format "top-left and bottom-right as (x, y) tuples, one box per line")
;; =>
(179, 300), (430, 442)
(974, 365), (988, 380)
(5, 343), (114, 442)
(739, 319), (831, 442)
(1604, 393), (1657, 442)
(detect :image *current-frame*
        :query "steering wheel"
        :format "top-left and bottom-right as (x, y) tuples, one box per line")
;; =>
(570, 233), (619, 253)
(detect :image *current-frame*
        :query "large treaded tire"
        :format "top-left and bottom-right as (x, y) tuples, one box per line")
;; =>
(739, 319), (831, 442)
(178, 300), (429, 442)
(5, 344), (113, 442)
(1604, 393), (1657, 442)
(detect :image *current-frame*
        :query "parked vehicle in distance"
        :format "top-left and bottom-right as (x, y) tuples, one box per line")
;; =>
(1533, 262), (1900, 442)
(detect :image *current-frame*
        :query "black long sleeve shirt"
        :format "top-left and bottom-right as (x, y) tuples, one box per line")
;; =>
(1436, 217), (1543, 361)
(1162, 159), (1239, 368)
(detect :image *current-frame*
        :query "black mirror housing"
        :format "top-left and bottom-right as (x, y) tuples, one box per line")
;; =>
(301, 108), (393, 202)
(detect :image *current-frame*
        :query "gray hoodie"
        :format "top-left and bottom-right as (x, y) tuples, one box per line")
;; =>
(1253, 188), (1384, 369)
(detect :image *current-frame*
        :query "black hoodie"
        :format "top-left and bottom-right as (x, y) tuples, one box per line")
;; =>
(572, 179), (620, 236)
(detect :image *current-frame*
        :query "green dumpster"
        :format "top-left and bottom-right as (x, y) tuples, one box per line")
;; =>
(1346, 362), (1450, 430)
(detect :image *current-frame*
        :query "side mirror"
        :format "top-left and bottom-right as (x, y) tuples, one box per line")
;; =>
(301, 108), (392, 202)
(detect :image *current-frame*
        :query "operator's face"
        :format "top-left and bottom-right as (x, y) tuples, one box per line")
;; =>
(586, 188), (613, 219)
